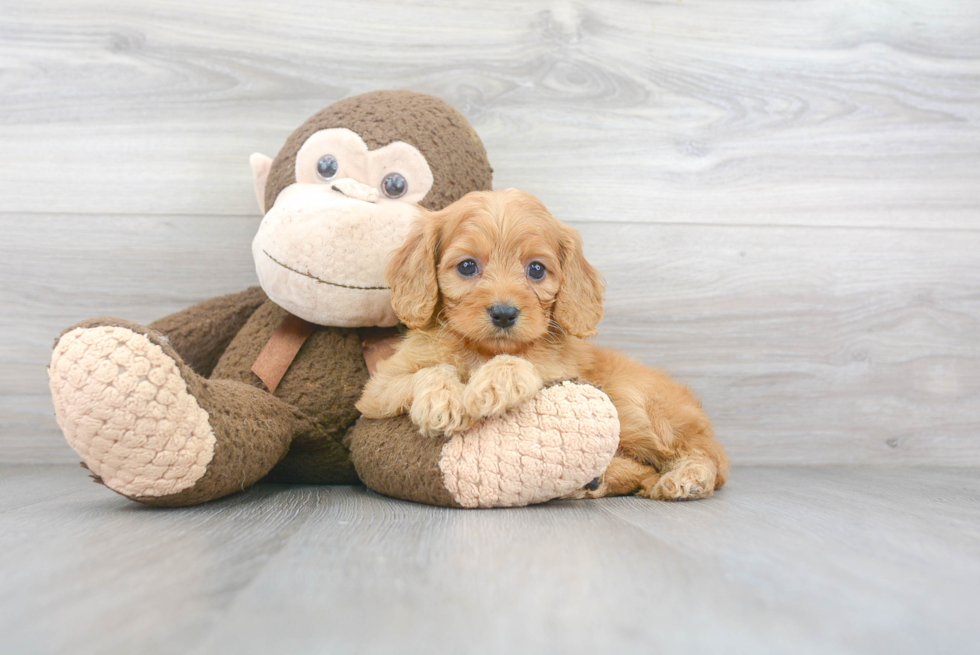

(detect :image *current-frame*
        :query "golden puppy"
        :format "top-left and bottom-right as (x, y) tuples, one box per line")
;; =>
(356, 189), (729, 500)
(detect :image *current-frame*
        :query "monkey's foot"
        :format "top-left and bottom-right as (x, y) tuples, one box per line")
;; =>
(49, 324), (217, 499)
(438, 381), (620, 508)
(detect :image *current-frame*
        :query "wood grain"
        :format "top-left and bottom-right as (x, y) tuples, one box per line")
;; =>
(3, 215), (978, 464)
(0, 213), (261, 462)
(1, 465), (978, 654)
(0, 0), (978, 227)
(2, 0), (979, 464)
(585, 221), (980, 466)
(0, 466), (322, 654)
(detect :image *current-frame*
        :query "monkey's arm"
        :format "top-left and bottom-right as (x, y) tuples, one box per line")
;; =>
(149, 286), (268, 377)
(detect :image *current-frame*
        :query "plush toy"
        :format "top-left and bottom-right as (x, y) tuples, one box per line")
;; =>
(47, 91), (620, 509)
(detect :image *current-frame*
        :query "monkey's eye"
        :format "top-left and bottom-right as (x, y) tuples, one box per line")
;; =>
(381, 172), (408, 199)
(527, 261), (547, 280)
(316, 155), (339, 181)
(457, 260), (478, 277)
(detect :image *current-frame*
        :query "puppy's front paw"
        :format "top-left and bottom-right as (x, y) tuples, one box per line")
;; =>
(462, 355), (544, 419)
(410, 365), (472, 438)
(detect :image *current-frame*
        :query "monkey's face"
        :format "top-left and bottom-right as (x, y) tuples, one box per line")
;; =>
(251, 128), (434, 327)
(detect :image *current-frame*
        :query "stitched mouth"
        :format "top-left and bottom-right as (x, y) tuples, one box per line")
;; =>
(263, 250), (389, 291)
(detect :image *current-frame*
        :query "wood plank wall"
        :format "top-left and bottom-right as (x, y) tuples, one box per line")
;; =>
(2, 0), (978, 464)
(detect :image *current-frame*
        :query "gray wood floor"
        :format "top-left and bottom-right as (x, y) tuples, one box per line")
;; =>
(2, 0), (979, 465)
(1, 464), (977, 655)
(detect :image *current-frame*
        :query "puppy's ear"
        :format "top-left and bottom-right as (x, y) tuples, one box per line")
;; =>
(386, 209), (441, 329)
(554, 224), (605, 338)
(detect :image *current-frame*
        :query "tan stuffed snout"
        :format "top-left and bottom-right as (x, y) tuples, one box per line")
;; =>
(331, 178), (380, 203)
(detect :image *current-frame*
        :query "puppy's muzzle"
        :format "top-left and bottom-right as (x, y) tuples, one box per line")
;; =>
(488, 304), (520, 329)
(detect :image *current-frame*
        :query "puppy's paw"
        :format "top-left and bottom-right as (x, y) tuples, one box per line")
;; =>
(463, 355), (543, 419)
(643, 458), (715, 501)
(410, 365), (472, 438)
(355, 382), (389, 418)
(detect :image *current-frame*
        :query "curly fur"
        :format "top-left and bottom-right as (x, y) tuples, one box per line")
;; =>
(356, 189), (729, 500)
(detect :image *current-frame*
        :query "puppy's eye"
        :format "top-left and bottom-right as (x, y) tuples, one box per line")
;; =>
(527, 261), (546, 280)
(457, 260), (478, 277)
(317, 155), (339, 181)
(381, 172), (408, 198)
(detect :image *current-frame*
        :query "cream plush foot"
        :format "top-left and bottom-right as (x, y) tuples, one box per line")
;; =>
(438, 381), (619, 508)
(349, 380), (620, 508)
(49, 320), (304, 506)
(49, 324), (217, 499)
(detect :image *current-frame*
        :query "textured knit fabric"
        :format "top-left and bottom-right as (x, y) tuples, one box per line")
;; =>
(438, 382), (620, 508)
(52, 318), (303, 506)
(50, 324), (216, 497)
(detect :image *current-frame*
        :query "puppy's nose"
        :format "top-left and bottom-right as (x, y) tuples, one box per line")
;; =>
(488, 304), (520, 329)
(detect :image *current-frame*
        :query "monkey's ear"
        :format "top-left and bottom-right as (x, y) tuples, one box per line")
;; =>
(250, 153), (273, 214)
(386, 210), (441, 329)
(554, 224), (605, 338)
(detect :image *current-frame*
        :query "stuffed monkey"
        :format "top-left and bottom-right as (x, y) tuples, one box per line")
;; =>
(48, 91), (619, 508)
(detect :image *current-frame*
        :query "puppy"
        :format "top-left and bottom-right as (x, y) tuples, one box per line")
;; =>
(356, 189), (729, 500)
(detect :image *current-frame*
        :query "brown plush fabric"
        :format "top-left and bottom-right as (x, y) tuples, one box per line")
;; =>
(59, 317), (301, 507)
(134, 376), (313, 507)
(212, 300), (368, 429)
(264, 90), (493, 212)
(264, 439), (361, 485)
(346, 415), (461, 507)
(149, 287), (268, 377)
